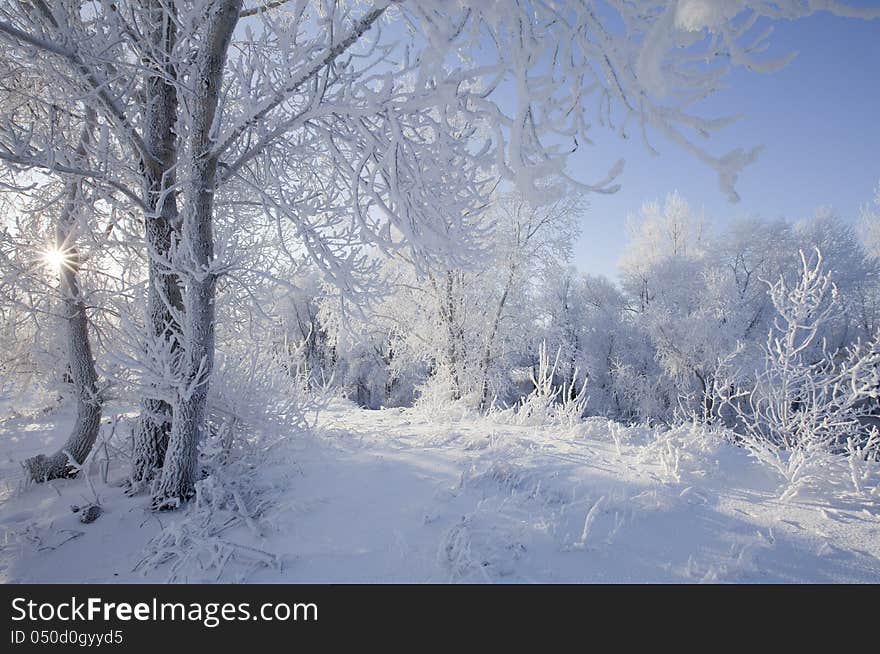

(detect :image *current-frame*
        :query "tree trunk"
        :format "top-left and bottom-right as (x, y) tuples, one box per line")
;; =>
(435, 271), (464, 401)
(130, 1), (185, 488)
(445, 273), (460, 398)
(479, 266), (516, 409)
(153, 0), (241, 508)
(25, 109), (102, 482)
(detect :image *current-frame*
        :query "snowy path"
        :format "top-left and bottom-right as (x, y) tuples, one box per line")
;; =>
(257, 406), (880, 583)
(2, 402), (880, 583)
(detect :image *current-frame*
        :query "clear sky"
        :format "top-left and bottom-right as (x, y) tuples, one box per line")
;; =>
(570, 10), (880, 279)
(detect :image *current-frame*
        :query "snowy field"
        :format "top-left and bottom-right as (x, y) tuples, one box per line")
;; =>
(2, 398), (879, 584)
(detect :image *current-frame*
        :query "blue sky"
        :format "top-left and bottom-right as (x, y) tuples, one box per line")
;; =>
(570, 10), (880, 279)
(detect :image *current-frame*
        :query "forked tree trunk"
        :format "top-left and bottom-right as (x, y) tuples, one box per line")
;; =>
(153, 0), (242, 508)
(25, 109), (102, 482)
(130, 1), (185, 488)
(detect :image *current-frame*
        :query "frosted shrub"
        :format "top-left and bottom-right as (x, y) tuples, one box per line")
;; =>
(846, 429), (880, 495)
(413, 367), (481, 422)
(634, 419), (724, 485)
(728, 250), (880, 500)
(208, 348), (331, 455)
(510, 342), (588, 429)
(607, 358), (669, 424)
(555, 371), (590, 428)
(137, 451), (281, 581)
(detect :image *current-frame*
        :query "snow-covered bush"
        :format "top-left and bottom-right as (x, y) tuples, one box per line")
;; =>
(726, 250), (880, 500)
(207, 348), (329, 454)
(413, 366), (482, 423)
(636, 419), (727, 485)
(137, 451), (282, 581)
(494, 342), (588, 429)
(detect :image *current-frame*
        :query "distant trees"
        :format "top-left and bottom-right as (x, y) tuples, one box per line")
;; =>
(526, 194), (879, 426)
(314, 191), (581, 410)
(284, 190), (877, 439)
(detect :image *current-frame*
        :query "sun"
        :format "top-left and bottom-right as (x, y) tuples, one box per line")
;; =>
(43, 247), (69, 271)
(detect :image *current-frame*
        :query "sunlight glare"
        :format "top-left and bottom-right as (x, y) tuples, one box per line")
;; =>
(43, 247), (68, 271)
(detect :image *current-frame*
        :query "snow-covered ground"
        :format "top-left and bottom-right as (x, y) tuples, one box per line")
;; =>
(2, 399), (880, 583)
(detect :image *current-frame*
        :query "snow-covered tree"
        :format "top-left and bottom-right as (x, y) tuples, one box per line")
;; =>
(619, 192), (708, 311)
(21, 108), (103, 481)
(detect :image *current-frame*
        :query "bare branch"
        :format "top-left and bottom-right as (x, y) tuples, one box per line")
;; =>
(239, 0), (292, 18)
(213, 3), (389, 162)
(0, 149), (144, 210)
